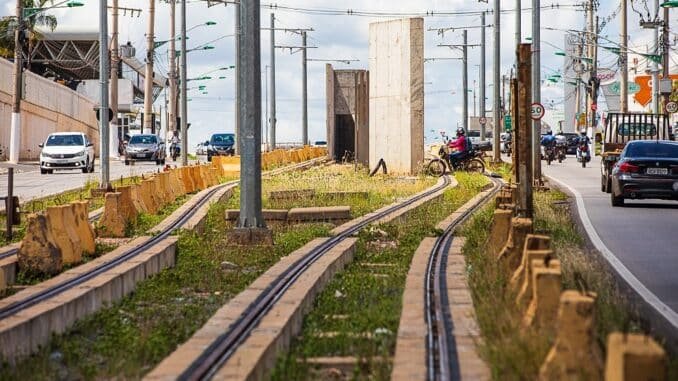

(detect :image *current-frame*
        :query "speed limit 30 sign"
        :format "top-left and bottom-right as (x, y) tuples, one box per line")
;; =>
(530, 102), (545, 121)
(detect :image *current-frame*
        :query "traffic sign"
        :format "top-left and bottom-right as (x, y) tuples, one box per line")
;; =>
(96, 108), (114, 122)
(479, 116), (487, 125)
(666, 101), (678, 114)
(530, 103), (545, 121)
(504, 115), (512, 132)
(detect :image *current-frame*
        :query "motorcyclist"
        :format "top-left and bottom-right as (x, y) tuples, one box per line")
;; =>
(576, 130), (591, 160)
(169, 132), (180, 159)
(447, 127), (468, 167)
(540, 130), (557, 159)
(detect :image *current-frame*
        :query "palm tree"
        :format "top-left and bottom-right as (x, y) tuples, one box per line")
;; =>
(0, 0), (57, 69)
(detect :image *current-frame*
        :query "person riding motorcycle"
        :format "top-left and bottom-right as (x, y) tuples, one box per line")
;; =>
(576, 130), (591, 161)
(447, 127), (468, 168)
(540, 130), (557, 159)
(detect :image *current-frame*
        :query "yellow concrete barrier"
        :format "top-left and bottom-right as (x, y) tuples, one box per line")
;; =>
(140, 179), (159, 214)
(180, 167), (195, 194)
(149, 176), (165, 211)
(17, 213), (62, 275)
(191, 166), (204, 191)
(510, 234), (551, 290)
(130, 183), (149, 214)
(116, 185), (140, 221)
(539, 291), (602, 381)
(523, 258), (561, 328)
(605, 333), (666, 381)
(45, 205), (83, 265)
(97, 192), (127, 238)
(169, 169), (186, 197)
(487, 209), (513, 258)
(515, 249), (554, 309)
(72, 201), (96, 254)
(497, 218), (533, 271)
(158, 172), (174, 204)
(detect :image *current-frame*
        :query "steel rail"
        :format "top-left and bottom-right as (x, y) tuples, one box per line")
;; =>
(425, 177), (501, 381)
(179, 176), (453, 381)
(0, 159), (323, 320)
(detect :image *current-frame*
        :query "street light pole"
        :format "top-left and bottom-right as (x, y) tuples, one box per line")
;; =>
(110, 0), (120, 159)
(99, 0), (110, 187)
(463, 29), (469, 134)
(493, 0), (501, 162)
(302, 31), (308, 146)
(9, 0), (23, 164)
(234, 2), (241, 154)
(620, 0), (629, 112)
(169, 0), (177, 135)
(532, 0), (542, 182)
(180, 0), (188, 165)
(480, 11), (487, 141)
(269, 13), (276, 150)
(143, 0), (155, 134)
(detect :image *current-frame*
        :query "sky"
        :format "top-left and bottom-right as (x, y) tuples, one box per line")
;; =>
(1, 0), (676, 149)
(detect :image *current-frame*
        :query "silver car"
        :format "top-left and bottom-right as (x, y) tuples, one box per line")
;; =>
(610, 140), (678, 206)
(125, 134), (166, 165)
(39, 132), (95, 174)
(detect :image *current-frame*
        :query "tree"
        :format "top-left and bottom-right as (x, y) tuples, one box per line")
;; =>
(0, 1), (57, 68)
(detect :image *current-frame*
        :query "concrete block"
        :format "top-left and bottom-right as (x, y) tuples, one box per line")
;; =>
(97, 193), (127, 238)
(225, 209), (289, 222)
(149, 176), (166, 211)
(539, 291), (602, 381)
(287, 206), (351, 222)
(510, 234), (551, 290)
(45, 205), (82, 265)
(116, 185), (140, 221)
(140, 179), (159, 214)
(605, 333), (666, 381)
(523, 259), (562, 328)
(514, 250), (554, 308)
(72, 201), (96, 254)
(487, 209), (513, 258)
(269, 189), (316, 201)
(226, 228), (274, 246)
(368, 18), (424, 174)
(180, 167), (194, 194)
(497, 218), (533, 271)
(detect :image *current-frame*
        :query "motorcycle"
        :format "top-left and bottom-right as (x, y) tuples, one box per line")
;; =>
(427, 144), (486, 176)
(170, 143), (181, 161)
(555, 142), (567, 163)
(576, 142), (591, 168)
(543, 144), (557, 166)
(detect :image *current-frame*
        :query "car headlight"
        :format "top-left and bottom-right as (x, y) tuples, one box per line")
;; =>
(76, 150), (86, 156)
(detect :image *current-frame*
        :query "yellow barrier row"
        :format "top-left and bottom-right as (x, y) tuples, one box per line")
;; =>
(18, 201), (96, 275)
(489, 186), (667, 381)
(210, 146), (328, 175)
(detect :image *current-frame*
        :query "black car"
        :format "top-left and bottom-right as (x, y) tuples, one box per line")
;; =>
(610, 140), (678, 207)
(556, 133), (580, 154)
(206, 133), (235, 161)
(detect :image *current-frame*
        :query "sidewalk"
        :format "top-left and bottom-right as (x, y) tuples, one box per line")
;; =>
(0, 162), (40, 175)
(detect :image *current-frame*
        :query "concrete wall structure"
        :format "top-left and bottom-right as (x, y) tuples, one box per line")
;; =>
(326, 65), (369, 165)
(368, 18), (425, 174)
(0, 58), (99, 160)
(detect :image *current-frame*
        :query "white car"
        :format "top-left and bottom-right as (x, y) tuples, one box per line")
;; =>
(39, 132), (95, 174)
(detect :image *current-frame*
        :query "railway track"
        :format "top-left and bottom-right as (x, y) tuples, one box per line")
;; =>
(425, 177), (501, 380)
(176, 175), (453, 381)
(0, 159), (324, 320)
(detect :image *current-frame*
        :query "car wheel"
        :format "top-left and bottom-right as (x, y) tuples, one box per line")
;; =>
(161, 159), (166, 165)
(601, 177), (606, 192)
(82, 158), (89, 173)
(611, 191), (624, 207)
(89, 158), (95, 173)
(40, 168), (47, 175)
(207, 155), (212, 162)
(47, 169), (53, 174)
(125, 160), (130, 166)
(606, 178), (612, 194)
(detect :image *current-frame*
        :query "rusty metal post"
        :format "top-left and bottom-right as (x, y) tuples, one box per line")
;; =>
(517, 44), (533, 218)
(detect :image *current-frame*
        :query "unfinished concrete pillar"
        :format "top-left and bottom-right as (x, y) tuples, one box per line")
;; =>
(17, 214), (62, 275)
(515, 250), (555, 309)
(368, 18), (424, 174)
(523, 259), (562, 328)
(97, 193), (127, 238)
(539, 291), (602, 381)
(45, 205), (83, 265)
(116, 185), (140, 221)
(497, 218), (533, 271)
(510, 234), (551, 290)
(140, 179), (159, 214)
(71, 201), (96, 254)
(487, 209), (513, 257)
(605, 333), (666, 381)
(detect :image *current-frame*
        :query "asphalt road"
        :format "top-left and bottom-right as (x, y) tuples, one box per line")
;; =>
(543, 154), (678, 329)
(0, 158), (194, 203)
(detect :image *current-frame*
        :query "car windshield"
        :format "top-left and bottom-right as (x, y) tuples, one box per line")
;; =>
(625, 143), (678, 158)
(45, 134), (83, 146)
(211, 134), (235, 145)
(617, 123), (657, 137)
(129, 135), (157, 145)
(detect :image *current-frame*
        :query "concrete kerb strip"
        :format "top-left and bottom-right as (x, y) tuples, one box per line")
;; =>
(0, 237), (177, 363)
(145, 238), (357, 380)
(0, 243), (21, 290)
(330, 176), (458, 237)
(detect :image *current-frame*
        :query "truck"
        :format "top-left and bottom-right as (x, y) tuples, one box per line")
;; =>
(600, 112), (671, 193)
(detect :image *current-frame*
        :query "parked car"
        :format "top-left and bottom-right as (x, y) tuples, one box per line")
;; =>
(206, 133), (235, 161)
(125, 134), (166, 165)
(39, 132), (95, 174)
(313, 140), (327, 147)
(610, 140), (678, 207)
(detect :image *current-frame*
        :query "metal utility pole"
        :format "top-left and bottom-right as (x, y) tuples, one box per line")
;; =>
(9, 0), (23, 164)
(661, 6), (670, 107)
(168, 0), (177, 136)
(463, 29), (469, 134)
(575, 41), (583, 120)
(234, 2), (241, 154)
(269, 13), (276, 150)
(532, 0), (541, 182)
(516, 0), (521, 48)
(99, 0), (110, 187)
(620, 0), (628, 112)
(302, 31), (308, 146)
(237, 0), (266, 231)
(651, 0), (660, 113)
(480, 11), (487, 141)
(493, 0), (501, 162)
(143, 0), (155, 134)
(180, 0), (188, 165)
(110, 0), (120, 159)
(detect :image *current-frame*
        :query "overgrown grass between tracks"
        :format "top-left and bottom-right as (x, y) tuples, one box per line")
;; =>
(271, 172), (489, 380)
(0, 165), (435, 380)
(460, 188), (678, 380)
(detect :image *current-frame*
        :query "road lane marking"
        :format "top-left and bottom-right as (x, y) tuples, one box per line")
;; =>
(546, 175), (678, 330)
